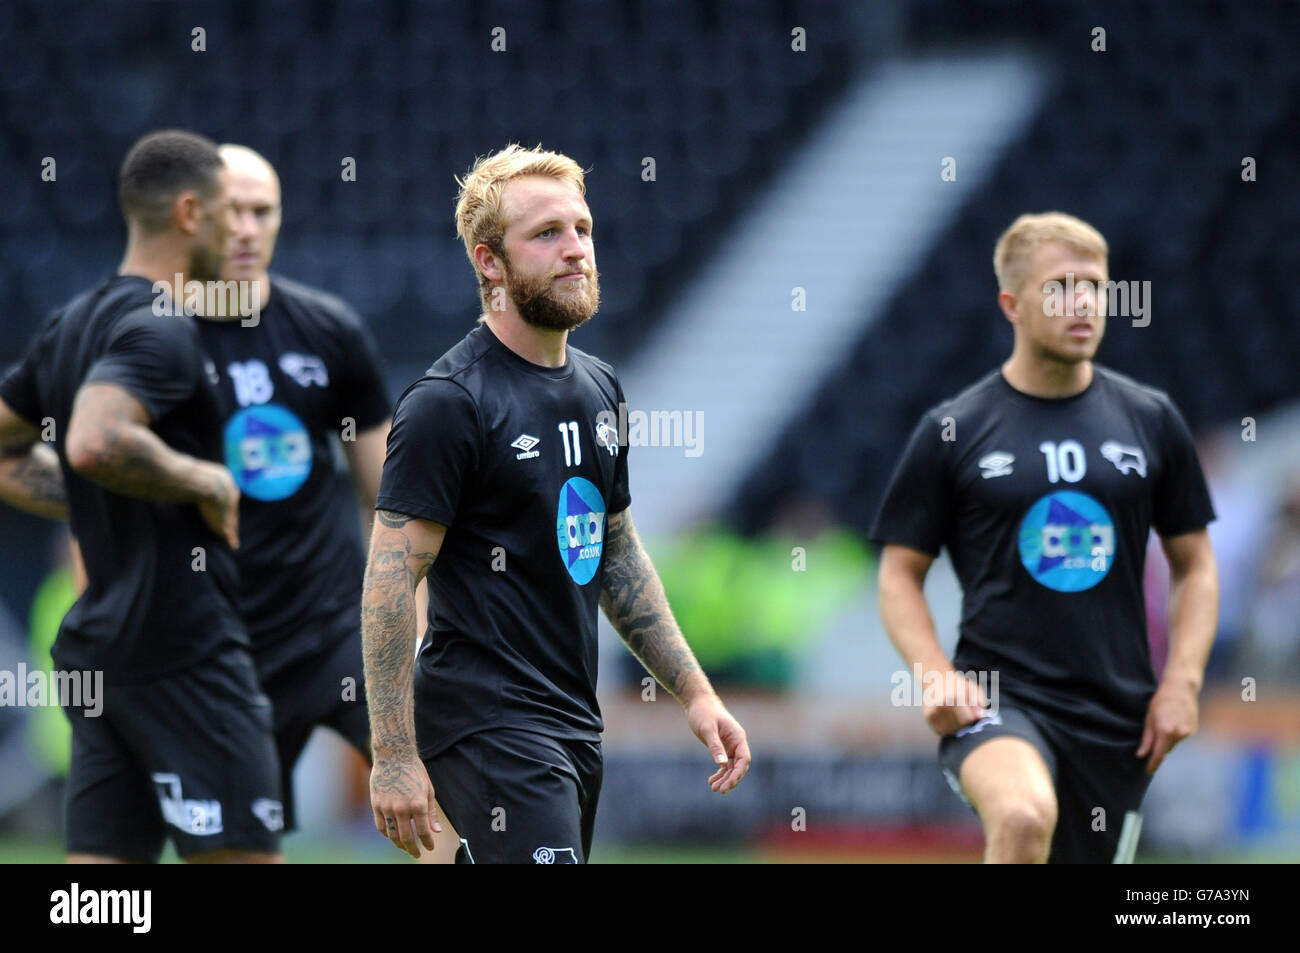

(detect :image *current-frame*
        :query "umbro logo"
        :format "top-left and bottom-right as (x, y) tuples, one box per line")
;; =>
(511, 434), (540, 460)
(979, 451), (1015, 479)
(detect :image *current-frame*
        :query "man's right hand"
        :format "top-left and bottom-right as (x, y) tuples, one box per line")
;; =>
(922, 669), (991, 737)
(370, 751), (441, 859)
(196, 463), (240, 549)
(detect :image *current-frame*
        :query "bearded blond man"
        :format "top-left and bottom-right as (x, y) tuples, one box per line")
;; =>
(873, 212), (1218, 863)
(361, 145), (750, 863)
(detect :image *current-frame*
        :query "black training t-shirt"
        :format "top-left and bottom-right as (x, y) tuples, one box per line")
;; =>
(196, 274), (391, 676)
(871, 366), (1215, 741)
(0, 275), (244, 683)
(377, 324), (631, 757)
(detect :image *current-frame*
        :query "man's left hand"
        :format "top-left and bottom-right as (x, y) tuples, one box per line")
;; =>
(686, 694), (752, 794)
(1136, 681), (1199, 775)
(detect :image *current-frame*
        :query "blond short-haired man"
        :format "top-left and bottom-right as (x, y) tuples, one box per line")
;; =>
(361, 145), (750, 863)
(873, 212), (1219, 863)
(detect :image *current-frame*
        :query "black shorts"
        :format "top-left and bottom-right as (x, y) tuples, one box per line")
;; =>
(938, 705), (1151, 864)
(422, 727), (603, 864)
(259, 628), (371, 832)
(64, 644), (283, 861)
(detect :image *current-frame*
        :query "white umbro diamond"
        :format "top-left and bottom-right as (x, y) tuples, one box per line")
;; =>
(511, 434), (539, 452)
(978, 451), (1015, 479)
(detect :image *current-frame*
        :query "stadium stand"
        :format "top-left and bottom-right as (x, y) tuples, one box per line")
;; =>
(0, 0), (860, 372)
(730, 0), (1300, 536)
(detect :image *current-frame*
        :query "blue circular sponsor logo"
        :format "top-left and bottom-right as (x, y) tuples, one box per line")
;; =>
(1017, 490), (1115, 592)
(224, 404), (313, 501)
(556, 477), (606, 585)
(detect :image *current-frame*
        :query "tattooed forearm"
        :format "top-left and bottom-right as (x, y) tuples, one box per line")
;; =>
(600, 510), (709, 701)
(361, 516), (438, 756)
(72, 426), (209, 501)
(0, 442), (68, 519)
(68, 386), (218, 503)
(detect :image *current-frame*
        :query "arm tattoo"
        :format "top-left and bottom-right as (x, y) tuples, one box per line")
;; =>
(376, 509), (412, 529)
(0, 442), (68, 518)
(599, 510), (706, 700)
(70, 387), (212, 503)
(75, 426), (200, 501)
(361, 518), (436, 756)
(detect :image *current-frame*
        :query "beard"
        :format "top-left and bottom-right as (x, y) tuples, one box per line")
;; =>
(190, 232), (226, 284)
(503, 260), (600, 332)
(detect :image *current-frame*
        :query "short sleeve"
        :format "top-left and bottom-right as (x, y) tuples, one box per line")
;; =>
(84, 311), (201, 422)
(331, 309), (391, 432)
(1152, 398), (1216, 537)
(869, 411), (954, 556)
(608, 379), (631, 514)
(375, 378), (480, 526)
(0, 338), (46, 425)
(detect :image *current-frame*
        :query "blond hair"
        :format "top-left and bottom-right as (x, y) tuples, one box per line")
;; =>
(993, 212), (1108, 292)
(454, 144), (587, 313)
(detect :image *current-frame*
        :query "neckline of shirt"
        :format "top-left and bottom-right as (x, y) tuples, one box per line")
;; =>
(110, 273), (155, 291)
(996, 367), (1098, 405)
(476, 323), (575, 381)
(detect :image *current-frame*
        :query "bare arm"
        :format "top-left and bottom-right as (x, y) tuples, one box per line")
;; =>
(361, 508), (444, 756)
(361, 508), (445, 856)
(598, 508), (710, 703)
(65, 382), (240, 547)
(0, 396), (67, 519)
(65, 383), (228, 504)
(1137, 529), (1219, 774)
(342, 419), (390, 540)
(69, 536), (88, 595)
(599, 508), (750, 792)
(341, 421), (428, 648)
(415, 576), (429, 651)
(878, 544), (952, 673)
(1159, 529), (1219, 693)
(878, 543), (987, 733)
